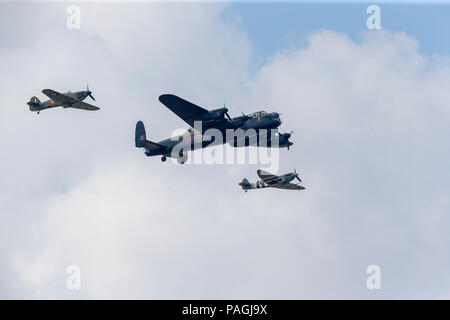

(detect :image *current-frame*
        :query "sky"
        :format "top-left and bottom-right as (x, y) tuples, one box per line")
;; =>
(228, 3), (450, 60)
(1, 1), (450, 299)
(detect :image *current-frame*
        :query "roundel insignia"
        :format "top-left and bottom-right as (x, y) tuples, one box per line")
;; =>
(49, 99), (55, 106)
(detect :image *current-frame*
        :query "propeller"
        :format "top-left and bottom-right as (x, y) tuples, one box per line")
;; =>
(223, 104), (232, 120)
(220, 98), (232, 121)
(279, 128), (293, 150)
(86, 84), (96, 101)
(294, 168), (302, 183)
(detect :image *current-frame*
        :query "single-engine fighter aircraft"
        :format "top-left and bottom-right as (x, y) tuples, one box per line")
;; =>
(135, 94), (293, 164)
(27, 86), (100, 114)
(239, 169), (305, 192)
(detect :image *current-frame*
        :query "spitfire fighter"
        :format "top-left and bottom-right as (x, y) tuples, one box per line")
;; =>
(27, 86), (100, 114)
(135, 94), (293, 164)
(239, 169), (305, 191)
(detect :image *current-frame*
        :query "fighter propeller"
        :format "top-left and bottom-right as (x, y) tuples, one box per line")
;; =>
(87, 85), (96, 101)
(293, 168), (302, 183)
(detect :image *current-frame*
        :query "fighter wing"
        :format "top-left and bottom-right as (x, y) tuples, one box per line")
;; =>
(271, 183), (305, 190)
(68, 101), (100, 111)
(257, 169), (282, 185)
(42, 89), (74, 104)
(159, 94), (209, 127)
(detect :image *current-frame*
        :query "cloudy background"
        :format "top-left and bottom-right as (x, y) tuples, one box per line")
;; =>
(1, 1), (450, 299)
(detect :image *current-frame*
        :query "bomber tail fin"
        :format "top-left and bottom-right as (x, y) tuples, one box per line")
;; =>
(135, 121), (147, 148)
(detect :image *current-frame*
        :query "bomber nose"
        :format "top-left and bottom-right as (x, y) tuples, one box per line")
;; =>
(274, 113), (281, 125)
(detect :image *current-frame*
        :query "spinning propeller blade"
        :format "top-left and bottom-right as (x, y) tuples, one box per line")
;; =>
(87, 84), (96, 101)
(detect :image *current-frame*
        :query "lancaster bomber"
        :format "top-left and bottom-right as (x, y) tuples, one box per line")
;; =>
(135, 94), (293, 164)
(27, 86), (100, 114)
(239, 169), (305, 191)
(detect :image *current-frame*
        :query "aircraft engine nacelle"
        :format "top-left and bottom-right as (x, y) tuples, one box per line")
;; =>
(277, 132), (293, 149)
(196, 107), (229, 122)
(228, 130), (293, 149)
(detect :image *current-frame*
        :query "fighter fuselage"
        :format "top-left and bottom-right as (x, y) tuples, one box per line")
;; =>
(27, 90), (92, 112)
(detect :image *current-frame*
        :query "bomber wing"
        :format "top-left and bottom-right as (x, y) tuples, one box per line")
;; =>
(69, 101), (100, 111)
(42, 89), (74, 104)
(159, 94), (208, 127)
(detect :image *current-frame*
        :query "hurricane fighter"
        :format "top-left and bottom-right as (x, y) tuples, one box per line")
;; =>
(27, 86), (99, 114)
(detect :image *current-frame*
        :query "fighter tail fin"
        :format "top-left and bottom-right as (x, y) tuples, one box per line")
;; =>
(27, 96), (41, 106)
(239, 178), (250, 187)
(27, 96), (41, 111)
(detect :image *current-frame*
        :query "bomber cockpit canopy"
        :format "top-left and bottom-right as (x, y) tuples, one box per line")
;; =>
(248, 111), (267, 118)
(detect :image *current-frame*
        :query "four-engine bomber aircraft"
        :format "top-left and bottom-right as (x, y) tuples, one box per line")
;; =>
(27, 86), (100, 114)
(239, 169), (305, 191)
(135, 94), (293, 163)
